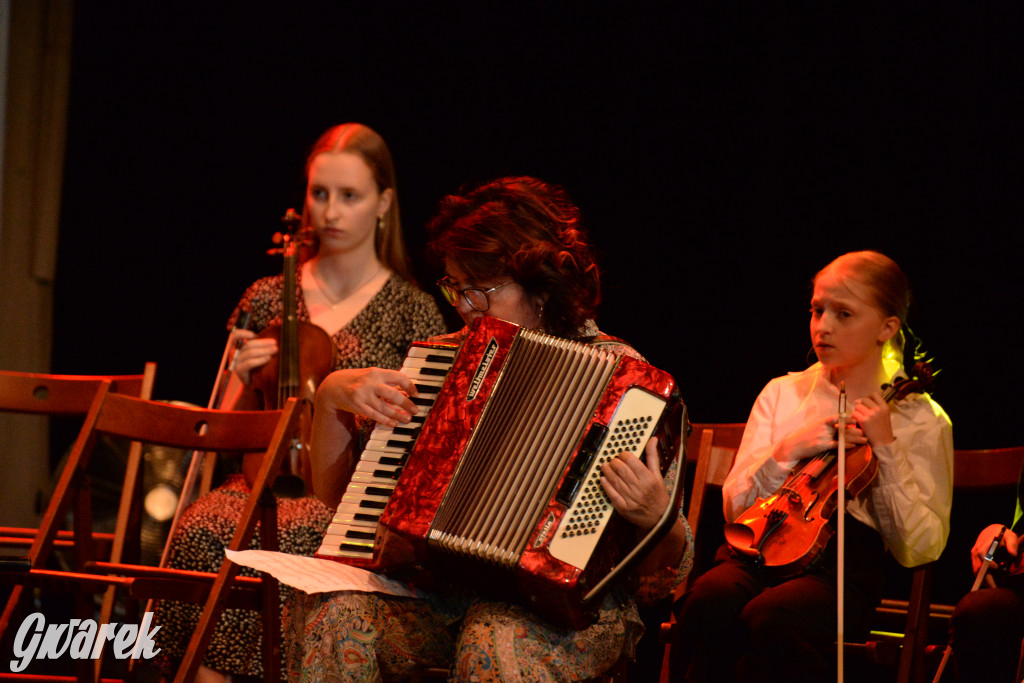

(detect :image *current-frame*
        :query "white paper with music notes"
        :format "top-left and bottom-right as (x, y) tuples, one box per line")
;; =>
(225, 549), (423, 597)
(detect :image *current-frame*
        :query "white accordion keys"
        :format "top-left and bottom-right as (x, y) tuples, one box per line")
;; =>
(316, 344), (456, 561)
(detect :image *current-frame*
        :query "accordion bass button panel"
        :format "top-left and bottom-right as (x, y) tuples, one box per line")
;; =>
(547, 386), (667, 569)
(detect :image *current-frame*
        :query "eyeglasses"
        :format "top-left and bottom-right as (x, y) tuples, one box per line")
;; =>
(436, 276), (513, 312)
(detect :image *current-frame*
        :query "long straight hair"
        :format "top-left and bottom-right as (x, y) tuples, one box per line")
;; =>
(302, 123), (414, 283)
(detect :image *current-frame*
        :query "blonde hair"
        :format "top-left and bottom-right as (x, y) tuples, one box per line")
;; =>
(814, 250), (912, 364)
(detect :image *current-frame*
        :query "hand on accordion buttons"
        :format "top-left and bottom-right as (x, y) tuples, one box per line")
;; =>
(599, 437), (669, 532)
(316, 367), (417, 427)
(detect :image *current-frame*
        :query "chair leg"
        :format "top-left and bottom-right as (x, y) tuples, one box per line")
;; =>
(97, 438), (147, 682)
(260, 494), (281, 682)
(1017, 637), (1024, 683)
(173, 400), (300, 683)
(0, 388), (108, 639)
(660, 640), (672, 683)
(897, 563), (933, 683)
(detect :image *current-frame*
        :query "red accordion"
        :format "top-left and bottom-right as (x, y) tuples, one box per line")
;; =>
(317, 315), (686, 627)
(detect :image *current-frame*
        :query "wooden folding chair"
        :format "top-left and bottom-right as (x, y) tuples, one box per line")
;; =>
(0, 368), (151, 416)
(680, 423), (746, 589)
(0, 365), (155, 556)
(655, 424), (952, 683)
(845, 560), (938, 683)
(918, 446), (1024, 683)
(657, 422), (745, 682)
(0, 382), (303, 682)
(840, 447), (1024, 683)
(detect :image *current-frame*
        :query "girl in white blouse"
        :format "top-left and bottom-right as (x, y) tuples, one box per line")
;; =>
(670, 250), (953, 683)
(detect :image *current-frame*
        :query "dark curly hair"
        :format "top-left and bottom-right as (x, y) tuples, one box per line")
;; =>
(426, 176), (601, 339)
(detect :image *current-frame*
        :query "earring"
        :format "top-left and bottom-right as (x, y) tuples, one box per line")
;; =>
(376, 215), (385, 231)
(805, 346), (818, 366)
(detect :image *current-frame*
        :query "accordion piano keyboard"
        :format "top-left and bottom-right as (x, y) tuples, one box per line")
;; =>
(316, 344), (457, 561)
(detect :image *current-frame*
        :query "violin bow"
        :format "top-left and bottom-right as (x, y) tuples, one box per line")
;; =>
(930, 525), (1007, 683)
(837, 382), (847, 682)
(136, 314), (252, 631)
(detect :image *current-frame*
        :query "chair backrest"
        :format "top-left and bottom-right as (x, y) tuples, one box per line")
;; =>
(953, 446), (1024, 490)
(928, 446), (1024, 605)
(869, 448), (1024, 683)
(87, 390), (288, 453)
(684, 422), (746, 589)
(0, 365), (156, 549)
(0, 369), (150, 414)
(32, 383), (292, 572)
(685, 423), (745, 530)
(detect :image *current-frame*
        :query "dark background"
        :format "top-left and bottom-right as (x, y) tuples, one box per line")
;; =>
(49, 1), (1022, 617)
(55, 3), (1022, 448)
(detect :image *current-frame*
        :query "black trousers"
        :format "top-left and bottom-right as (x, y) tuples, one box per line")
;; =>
(669, 518), (885, 683)
(951, 582), (1024, 683)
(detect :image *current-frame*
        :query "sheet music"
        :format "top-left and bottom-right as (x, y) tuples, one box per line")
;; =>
(225, 549), (423, 598)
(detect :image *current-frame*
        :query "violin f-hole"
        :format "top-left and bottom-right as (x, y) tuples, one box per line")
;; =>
(801, 492), (819, 522)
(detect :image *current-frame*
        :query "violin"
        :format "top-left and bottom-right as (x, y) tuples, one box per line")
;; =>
(240, 209), (336, 493)
(724, 360), (936, 578)
(246, 209), (335, 409)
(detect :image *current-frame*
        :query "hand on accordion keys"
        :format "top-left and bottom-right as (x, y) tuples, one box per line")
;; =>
(600, 437), (671, 533)
(315, 366), (419, 428)
(311, 365), (429, 509)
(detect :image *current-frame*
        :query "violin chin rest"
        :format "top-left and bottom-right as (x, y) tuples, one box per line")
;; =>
(723, 523), (758, 556)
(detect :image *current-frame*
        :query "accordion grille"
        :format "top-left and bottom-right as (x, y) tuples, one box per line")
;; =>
(429, 329), (616, 569)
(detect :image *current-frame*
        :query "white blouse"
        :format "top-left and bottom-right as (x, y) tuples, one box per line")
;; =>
(722, 362), (954, 568)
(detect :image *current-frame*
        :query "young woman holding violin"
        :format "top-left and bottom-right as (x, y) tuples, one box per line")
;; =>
(154, 123), (447, 683)
(669, 250), (953, 683)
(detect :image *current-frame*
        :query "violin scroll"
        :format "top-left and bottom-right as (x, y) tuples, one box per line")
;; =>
(885, 358), (938, 402)
(267, 208), (313, 255)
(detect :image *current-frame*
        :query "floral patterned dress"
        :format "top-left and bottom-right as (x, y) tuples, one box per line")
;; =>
(284, 323), (694, 682)
(154, 270), (446, 679)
